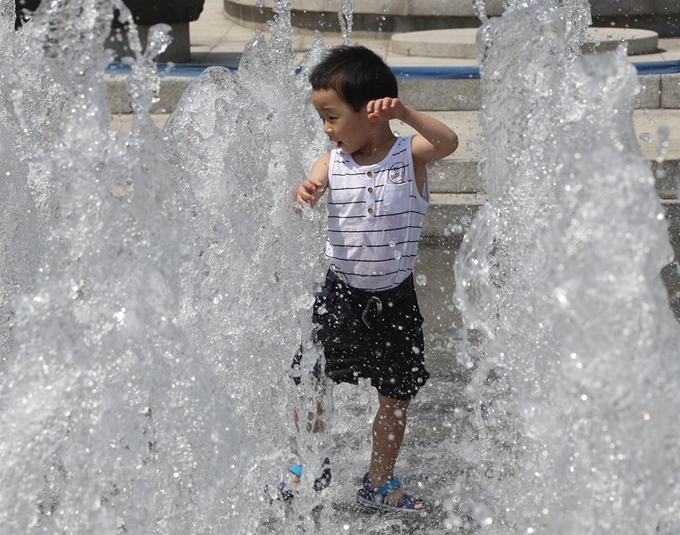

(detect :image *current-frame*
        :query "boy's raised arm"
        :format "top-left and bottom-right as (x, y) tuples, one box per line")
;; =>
(296, 153), (330, 208)
(367, 98), (459, 163)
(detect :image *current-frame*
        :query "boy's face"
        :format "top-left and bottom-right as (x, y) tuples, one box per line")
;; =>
(312, 88), (371, 153)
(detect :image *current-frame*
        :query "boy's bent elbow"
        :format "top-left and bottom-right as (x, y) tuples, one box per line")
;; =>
(430, 133), (459, 160)
(443, 131), (459, 157)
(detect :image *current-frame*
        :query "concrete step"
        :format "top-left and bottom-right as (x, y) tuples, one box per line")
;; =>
(111, 108), (680, 239)
(112, 109), (680, 190)
(393, 109), (680, 194)
(584, 27), (660, 55)
(422, 194), (680, 239)
(390, 27), (661, 60)
(106, 68), (680, 115)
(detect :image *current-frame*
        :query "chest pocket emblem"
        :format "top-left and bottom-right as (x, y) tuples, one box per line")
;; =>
(388, 162), (407, 184)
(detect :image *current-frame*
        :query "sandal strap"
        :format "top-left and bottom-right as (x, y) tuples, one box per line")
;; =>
(288, 464), (303, 478)
(357, 474), (426, 512)
(394, 492), (421, 510)
(376, 477), (401, 497)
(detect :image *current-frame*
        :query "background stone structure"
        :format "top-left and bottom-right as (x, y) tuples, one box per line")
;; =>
(590, 0), (680, 37)
(223, 0), (680, 37)
(15, 0), (205, 62)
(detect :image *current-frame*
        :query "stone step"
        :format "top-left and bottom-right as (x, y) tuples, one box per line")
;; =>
(584, 28), (660, 56)
(223, 0), (680, 37)
(110, 108), (680, 239)
(224, 0), (505, 33)
(111, 109), (680, 192)
(396, 71), (680, 112)
(106, 68), (680, 115)
(422, 193), (485, 238)
(390, 27), (661, 60)
(422, 194), (680, 239)
(396, 108), (680, 193)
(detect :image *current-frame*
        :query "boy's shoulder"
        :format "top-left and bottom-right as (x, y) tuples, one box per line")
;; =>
(314, 152), (332, 166)
(309, 152), (332, 183)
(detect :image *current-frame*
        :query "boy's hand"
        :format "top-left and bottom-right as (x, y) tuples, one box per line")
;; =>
(367, 98), (408, 123)
(296, 178), (324, 206)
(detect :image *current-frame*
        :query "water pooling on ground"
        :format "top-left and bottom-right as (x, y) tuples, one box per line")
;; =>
(0, 0), (679, 533)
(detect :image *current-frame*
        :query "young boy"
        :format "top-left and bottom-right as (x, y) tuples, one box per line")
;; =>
(293, 44), (458, 513)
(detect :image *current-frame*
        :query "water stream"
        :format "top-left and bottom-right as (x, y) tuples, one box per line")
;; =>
(455, 2), (680, 534)
(0, 0), (678, 534)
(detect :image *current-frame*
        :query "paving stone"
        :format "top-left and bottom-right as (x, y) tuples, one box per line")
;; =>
(637, 74), (662, 109)
(662, 73), (680, 109)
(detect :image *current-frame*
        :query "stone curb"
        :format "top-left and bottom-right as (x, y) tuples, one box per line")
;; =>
(423, 194), (680, 238)
(391, 27), (660, 60)
(105, 72), (680, 114)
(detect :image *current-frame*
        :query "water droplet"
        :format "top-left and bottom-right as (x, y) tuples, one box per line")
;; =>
(416, 274), (427, 286)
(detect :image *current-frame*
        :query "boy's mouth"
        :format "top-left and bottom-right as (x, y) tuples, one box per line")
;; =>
(336, 141), (343, 149)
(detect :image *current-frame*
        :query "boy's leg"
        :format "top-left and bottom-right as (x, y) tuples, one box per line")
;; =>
(293, 400), (325, 434)
(368, 394), (422, 507)
(291, 343), (329, 434)
(276, 371), (333, 499)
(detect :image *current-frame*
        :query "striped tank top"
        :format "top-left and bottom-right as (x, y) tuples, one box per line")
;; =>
(325, 135), (429, 291)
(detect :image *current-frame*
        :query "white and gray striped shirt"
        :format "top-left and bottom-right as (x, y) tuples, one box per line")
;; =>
(325, 135), (429, 291)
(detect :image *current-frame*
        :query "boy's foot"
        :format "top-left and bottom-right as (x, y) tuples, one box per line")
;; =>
(312, 457), (332, 491)
(356, 473), (426, 514)
(268, 458), (332, 502)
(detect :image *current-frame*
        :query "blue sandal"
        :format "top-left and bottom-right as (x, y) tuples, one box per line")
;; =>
(275, 464), (303, 502)
(269, 459), (332, 502)
(356, 473), (427, 513)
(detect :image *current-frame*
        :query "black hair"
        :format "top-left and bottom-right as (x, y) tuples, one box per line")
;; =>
(309, 45), (398, 112)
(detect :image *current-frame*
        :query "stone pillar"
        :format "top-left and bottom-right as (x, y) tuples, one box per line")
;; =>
(15, 0), (205, 62)
(109, 22), (192, 63)
(113, 0), (204, 63)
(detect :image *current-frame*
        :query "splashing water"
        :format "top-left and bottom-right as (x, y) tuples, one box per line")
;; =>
(496, 0), (592, 58)
(2, 0), (680, 533)
(162, 1), (335, 527)
(0, 0), (249, 532)
(0, 0), (337, 529)
(473, 0), (489, 24)
(455, 4), (680, 534)
(338, 0), (354, 45)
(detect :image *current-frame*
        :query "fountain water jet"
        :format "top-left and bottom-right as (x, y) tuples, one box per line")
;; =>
(0, 1), (248, 532)
(1, 0), (679, 532)
(454, 2), (680, 533)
